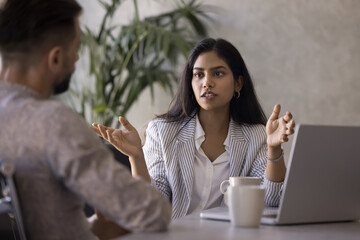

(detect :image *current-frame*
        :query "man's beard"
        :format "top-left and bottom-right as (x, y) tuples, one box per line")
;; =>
(53, 74), (71, 95)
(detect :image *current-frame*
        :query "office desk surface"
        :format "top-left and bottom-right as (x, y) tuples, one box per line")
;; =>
(117, 213), (360, 240)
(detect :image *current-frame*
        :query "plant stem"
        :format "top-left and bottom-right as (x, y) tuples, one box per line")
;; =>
(133, 0), (139, 22)
(97, 0), (118, 42)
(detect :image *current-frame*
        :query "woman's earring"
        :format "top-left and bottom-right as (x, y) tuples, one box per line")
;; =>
(234, 91), (241, 99)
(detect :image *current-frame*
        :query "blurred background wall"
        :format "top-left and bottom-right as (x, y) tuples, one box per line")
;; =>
(76, 0), (360, 160)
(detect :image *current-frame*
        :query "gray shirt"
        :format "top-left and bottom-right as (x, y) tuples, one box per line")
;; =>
(0, 81), (171, 240)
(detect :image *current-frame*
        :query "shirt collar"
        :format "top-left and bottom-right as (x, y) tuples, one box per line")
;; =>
(195, 115), (205, 151)
(223, 128), (230, 152)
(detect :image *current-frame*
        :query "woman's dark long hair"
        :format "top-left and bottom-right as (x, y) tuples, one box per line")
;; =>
(158, 38), (267, 126)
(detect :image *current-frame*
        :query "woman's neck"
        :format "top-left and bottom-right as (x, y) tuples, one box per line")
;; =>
(198, 108), (230, 135)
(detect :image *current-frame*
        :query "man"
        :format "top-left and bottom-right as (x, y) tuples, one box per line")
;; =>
(0, 0), (171, 239)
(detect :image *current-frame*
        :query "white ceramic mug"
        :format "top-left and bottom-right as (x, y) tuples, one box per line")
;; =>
(228, 185), (265, 227)
(220, 176), (261, 194)
(220, 177), (261, 206)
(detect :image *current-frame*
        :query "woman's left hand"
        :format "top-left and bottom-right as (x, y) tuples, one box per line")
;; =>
(266, 104), (295, 147)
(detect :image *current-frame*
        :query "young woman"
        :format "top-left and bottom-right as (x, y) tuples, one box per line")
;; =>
(93, 38), (295, 219)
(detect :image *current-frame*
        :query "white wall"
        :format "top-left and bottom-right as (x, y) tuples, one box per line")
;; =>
(76, 0), (360, 160)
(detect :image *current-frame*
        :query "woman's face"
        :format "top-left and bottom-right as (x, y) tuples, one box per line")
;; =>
(191, 50), (241, 113)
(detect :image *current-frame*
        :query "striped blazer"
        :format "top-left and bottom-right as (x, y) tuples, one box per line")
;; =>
(143, 116), (283, 219)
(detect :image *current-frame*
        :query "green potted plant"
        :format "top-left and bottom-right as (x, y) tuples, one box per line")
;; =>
(62, 0), (211, 128)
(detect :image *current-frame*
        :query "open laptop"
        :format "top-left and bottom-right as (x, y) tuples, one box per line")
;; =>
(200, 124), (360, 225)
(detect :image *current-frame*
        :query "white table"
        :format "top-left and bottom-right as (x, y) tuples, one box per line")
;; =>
(117, 213), (360, 240)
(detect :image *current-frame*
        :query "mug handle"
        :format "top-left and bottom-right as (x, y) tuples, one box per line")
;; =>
(220, 180), (230, 194)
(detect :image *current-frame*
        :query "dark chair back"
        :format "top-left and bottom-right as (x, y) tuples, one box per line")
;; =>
(0, 160), (27, 240)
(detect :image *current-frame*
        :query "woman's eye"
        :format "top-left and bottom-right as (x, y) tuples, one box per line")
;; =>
(215, 72), (224, 77)
(194, 72), (203, 78)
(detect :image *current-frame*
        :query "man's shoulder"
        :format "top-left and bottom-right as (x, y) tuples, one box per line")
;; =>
(37, 100), (91, 134)
(39, 100), (81, 121)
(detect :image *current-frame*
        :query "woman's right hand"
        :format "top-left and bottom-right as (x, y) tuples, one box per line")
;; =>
(92, 117), (143, 159)
(93, 117), (151, 182)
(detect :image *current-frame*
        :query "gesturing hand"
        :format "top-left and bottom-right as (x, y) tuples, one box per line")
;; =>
(266, 104), (295, 147)
(92, 117), (143, 159)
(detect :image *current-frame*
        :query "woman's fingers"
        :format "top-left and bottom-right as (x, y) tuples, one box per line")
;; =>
(276, 114), (295, 139)
(91, 123), (101, 136)
(92, 123), (115, 141)
(93, 123), (107, 139)
(98, 125), (109, 140)
(107, 129), (120, 146)
(268, 104), (281, 121)
(283, 111), (293, 123)
(290, 119), (295, 128)
(106, 130), (115, 145)
(286, 128), (294, 135)
(287, 120), (296, 134)
(119, 116), (136, 132)
(282, 134), (289, 142)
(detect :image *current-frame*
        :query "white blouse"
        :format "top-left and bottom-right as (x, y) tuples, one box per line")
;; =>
(187, 116), (230, 214)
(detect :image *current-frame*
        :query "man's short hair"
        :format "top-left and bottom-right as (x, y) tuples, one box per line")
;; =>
(0, 0), (82, 60)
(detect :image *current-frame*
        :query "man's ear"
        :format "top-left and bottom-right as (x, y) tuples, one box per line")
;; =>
(47, 46), (62, 73)
(235, 76), (243, 92)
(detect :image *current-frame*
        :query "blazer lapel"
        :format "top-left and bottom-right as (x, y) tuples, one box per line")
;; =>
(176, 117), (196, 201)
(228, 120), (249, 177)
